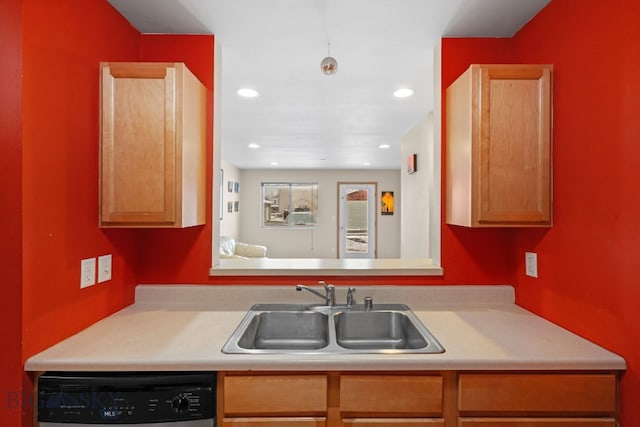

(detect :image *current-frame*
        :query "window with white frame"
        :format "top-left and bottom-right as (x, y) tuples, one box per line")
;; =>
(261, 182), (319, 227)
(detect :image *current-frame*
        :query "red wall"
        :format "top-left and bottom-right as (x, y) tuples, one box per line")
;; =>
(9, 9), (217, 425)
(441, 2), (640, 422)
(14, 4), (218, 427)
(0, 1), (25, 425)
(439, 38), (516, 288)
(21, 0), (141, 358)
(135, 35), (217, 284)
(16, 0), (141, 425)
(508, 1), (640, 424)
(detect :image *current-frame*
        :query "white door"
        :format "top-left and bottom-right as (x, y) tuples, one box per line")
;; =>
(338, 183), (376, 259)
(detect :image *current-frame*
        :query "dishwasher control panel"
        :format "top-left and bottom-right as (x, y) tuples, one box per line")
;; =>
(38, 372), (215, 424)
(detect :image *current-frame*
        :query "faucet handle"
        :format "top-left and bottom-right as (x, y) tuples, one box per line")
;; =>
(319, 280), (335, 297)
(346, 287), (356, 307)
(326, 283), (336, 306)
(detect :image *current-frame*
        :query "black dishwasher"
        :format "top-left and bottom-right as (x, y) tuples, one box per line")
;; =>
(37, 372), (216, 427)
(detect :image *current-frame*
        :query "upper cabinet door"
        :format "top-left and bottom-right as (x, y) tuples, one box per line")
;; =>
(446, 64), (552, 227)
(99, 62), (206, 228)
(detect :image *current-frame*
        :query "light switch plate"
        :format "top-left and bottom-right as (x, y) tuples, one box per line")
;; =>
(80, 257), (96, 288)
(98, 254), (112, 283)
(525, 252), (538, 278)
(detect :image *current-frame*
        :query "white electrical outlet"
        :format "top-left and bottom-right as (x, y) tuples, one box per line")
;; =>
(80, 257), (96, 288)
(98, 254), (112, 283)
(525, 252), (538, 278)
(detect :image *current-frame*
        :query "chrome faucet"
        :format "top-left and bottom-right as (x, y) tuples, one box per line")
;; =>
(296, 280), (335, 306)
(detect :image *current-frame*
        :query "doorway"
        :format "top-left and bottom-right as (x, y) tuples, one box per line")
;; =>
(338, 183), (377, 259)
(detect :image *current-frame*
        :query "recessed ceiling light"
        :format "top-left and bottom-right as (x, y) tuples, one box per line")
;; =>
(393, 88), (414, 98)
(248, 143), (260, 149)
(270, 161), (279, 166)
(379, 144), (390, 149)
(237, 88), (259, 98)
(363, 162), (371, 166)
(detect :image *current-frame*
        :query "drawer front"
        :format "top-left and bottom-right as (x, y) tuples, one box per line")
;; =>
(340, 375), (443, 416)
(458, 418), (617, 427)
(222, 417), (326, 426)
(458, 374), (617, 415)
(343, 418), (445, 426)
(224, 375), (327, 415)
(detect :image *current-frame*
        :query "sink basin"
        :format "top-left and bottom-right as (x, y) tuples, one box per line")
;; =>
(334, 311), (429, 350)
(237, 311), (329, 350)
(222, 303), (444, 354)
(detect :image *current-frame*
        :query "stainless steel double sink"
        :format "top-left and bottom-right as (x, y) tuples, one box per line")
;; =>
(222, 303), (445, 354)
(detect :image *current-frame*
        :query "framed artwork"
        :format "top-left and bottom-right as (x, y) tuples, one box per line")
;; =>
(407, 153), (417, 174)
(234, 182), (240, 193)
(381, 191), (394, 215)
(234, 201), (239, 212)
(227, 202), (233, 213)
(228, 181), (233, 192)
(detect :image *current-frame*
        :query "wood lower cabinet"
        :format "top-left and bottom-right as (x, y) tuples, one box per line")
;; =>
(222, 418), (326, 426)
(342, 420), (444, 426)
(458, 420), (615, 427)
(99, 62), (206, 228)
(340, 374), (444, 426)
(220, 373), (327, 426)
(458, 373), (617, 427)
(445, 64), (553, 227)
(340, 375), (443, 416)
(218, 372), (619, 427)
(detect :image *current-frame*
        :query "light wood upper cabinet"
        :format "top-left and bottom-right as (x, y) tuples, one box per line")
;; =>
(99, 62), (206, 228)
(446, 64), (552, 227)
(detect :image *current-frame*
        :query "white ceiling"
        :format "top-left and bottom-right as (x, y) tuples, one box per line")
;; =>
(108, 0), (550, 169)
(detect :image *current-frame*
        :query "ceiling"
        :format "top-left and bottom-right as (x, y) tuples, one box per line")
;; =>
(108, 0), (550, 170)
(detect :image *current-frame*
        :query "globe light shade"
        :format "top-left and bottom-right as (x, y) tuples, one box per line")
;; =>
(320, 56), (338, 75)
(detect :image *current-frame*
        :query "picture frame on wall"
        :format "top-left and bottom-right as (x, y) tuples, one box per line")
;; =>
(228, 181), (233, 192)
(227, 202), (233, 213)
(407, 153), (417, 174)
(234, 182), (239, 193)
(234, 201), (239, 212)
(381, 191), (394, 215)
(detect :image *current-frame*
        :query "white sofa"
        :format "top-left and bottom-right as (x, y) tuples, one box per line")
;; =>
(219, 236), (267, 259)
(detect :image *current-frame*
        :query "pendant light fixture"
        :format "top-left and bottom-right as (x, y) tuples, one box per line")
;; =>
(320, 42), (338, 76)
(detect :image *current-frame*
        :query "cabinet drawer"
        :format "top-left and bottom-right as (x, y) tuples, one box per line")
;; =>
(222, 417), (326, 426)
(458, 418), (616, 427)
(340, 375), (443, 416)
(343, 419), (444, 426)
(458, 374), (616, 415)
(224, 375), (327, 415)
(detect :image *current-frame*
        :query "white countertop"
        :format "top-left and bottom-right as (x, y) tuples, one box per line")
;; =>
(24, 285), (626, 372)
